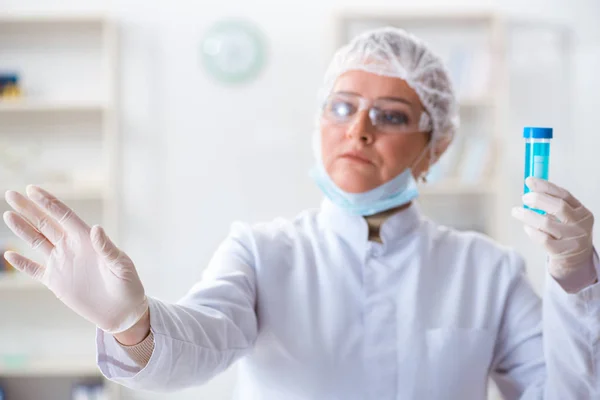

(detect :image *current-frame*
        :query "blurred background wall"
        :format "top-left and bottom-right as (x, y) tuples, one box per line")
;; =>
(0, 0), (599, 399)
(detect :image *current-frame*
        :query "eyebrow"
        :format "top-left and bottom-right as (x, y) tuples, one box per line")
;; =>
(336, 91), (415, 107)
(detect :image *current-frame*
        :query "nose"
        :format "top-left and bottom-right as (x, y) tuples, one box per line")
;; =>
(345, 110), (374, 145)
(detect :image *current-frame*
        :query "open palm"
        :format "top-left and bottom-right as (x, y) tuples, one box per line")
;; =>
(3, 186), (147, 333)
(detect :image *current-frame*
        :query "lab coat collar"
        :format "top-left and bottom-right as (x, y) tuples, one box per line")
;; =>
(319, 199), (423, 247)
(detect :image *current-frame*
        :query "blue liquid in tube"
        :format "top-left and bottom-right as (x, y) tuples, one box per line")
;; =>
(523, 127), (552, 215)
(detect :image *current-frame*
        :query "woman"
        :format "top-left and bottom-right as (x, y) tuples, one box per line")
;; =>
(4, 28), (598, 399)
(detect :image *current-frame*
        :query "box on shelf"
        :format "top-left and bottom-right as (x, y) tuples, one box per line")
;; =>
(0, 72), (22, 99)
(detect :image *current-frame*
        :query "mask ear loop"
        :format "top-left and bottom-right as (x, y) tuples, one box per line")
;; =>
(410, 141), (433, 183)
(411, 112), (435, 183)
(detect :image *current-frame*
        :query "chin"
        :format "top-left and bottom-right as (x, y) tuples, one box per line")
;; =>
(331, 170), (379, 193)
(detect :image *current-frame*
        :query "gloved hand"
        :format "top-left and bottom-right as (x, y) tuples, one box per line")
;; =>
(3, 186), (148, 334)
(512, 177), (597, 293)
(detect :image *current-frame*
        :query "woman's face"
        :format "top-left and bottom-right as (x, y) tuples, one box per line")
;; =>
(320, 70), (431, 193)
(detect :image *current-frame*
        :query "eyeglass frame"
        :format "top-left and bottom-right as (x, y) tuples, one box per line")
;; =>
(320, 91), (433, 135)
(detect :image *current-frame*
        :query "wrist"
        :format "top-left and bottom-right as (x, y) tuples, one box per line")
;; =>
(113, 308), (151, 346)
(550, 253), (598, 293)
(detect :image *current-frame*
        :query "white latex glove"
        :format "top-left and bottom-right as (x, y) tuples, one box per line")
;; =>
(2, 186), (148, 334)
(512, 177), (596, 292)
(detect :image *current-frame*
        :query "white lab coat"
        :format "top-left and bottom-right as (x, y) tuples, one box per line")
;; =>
(97, 200), (600, 399)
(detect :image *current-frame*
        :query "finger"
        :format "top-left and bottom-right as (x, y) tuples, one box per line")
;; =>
(525, 177), (581, 208)
(521, 225), (579, 261)
(5, 190), (64, 244)
(522, 192), (580, 223)
(90, 225), (122, 266)
(3, 211), (53, 257)
(4, 251), (45, 281)
(523, 225), (558, 249)
(511, 206), (563, 239)
(26, 185), (89, 233)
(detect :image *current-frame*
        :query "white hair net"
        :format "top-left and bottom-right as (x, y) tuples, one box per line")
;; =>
(318, 27), (460, 161)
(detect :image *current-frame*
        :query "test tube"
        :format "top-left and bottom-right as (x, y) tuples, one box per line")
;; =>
(523, 127), (552, 214)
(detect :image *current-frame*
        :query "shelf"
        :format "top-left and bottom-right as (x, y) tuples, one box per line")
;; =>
(0, 273), (41, 290)
(0, 356), (101, 377)
(421, 181), (495, 196)
(0, 100), (108, 114)
(459, 97), (494, 108)
(1, 185), (107, 202)
(0, 14), (109, 28)
(338, 11), (497, 24)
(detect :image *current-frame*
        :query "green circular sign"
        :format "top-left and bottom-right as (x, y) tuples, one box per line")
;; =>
(201, 20), (267, 84)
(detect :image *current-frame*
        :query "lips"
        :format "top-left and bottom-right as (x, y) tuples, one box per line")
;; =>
(340, 151), (372, 165)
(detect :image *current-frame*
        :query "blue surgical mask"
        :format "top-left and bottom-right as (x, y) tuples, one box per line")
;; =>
(309, 160), (419, 216)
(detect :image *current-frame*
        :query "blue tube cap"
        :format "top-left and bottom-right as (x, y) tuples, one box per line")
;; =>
(523, 127), (553, 139)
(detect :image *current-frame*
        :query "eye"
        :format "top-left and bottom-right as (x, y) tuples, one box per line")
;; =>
(329, 100), (356, 119)
(375, 110), (409, 125)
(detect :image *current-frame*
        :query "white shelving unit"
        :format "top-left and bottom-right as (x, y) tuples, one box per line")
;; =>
(0, 13), (121, 400)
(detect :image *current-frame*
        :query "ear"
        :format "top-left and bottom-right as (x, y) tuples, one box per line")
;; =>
(429, 135), (451, 165)
(417, 136), (451, 182)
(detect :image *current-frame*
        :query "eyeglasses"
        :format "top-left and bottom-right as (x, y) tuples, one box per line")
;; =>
(322, 92), (431, 134)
